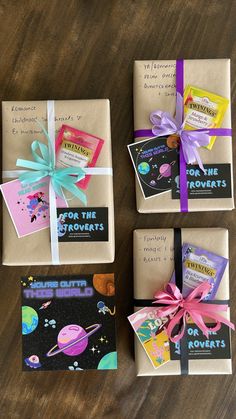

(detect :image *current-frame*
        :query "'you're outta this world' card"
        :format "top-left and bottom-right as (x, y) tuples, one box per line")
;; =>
(21, 274), (117, 371)
(128, 136), (178, 199)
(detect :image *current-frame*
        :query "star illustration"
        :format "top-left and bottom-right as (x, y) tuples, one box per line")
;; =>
(89, 346), (96, 354)
(28, 276), (34, 281)
(99, 336), (105, 343)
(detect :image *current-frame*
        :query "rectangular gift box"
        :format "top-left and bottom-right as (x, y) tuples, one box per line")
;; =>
(2, 100), (114, 265)
(133, 228), (232, 375)
(133, 59), (234, 212)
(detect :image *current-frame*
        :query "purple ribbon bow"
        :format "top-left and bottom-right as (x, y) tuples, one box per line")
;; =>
(150, 92), (210, 172)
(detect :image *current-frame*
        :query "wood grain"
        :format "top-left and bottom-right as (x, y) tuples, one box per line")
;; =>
(0, 0), (236, 418)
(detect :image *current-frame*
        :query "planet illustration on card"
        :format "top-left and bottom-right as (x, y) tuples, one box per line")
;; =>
(137, 162), (150, 175)
(22, 306), (39, 335)
(157, 161), (176, 180)
(46, 324), (101, 357)
(24, 355), (42, 369)
(131, 136), (178, 198)
(167, 135), (180, 149)
(93, 274), (115, 296)
(97, 351), (118, 370)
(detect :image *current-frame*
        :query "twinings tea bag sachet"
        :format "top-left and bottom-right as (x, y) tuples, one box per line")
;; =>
(184, 85), (229, 150)
(56, 124), (104, 190)
(171, 243), (228, 300)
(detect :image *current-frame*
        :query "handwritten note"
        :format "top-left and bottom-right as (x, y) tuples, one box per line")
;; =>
(9, 104), (82, 137)
(138, 233), (174, 264)
(142, 62), (176, 97)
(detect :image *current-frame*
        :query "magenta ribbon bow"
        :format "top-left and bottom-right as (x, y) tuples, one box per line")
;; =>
(153, 282), (235, 343)
(150, 93), (210, 172)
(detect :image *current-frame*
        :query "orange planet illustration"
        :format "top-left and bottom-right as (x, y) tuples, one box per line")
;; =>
(167, 135), (180, 149)
(93, 274), (115, 296)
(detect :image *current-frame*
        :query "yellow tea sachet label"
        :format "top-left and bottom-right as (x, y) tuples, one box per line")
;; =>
(184, 85), (229, 150)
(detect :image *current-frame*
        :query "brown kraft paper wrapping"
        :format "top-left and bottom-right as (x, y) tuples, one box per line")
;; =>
(133, 59), (234, 213)
(133, 228), (231, 376)
(2, 100), (114, 265)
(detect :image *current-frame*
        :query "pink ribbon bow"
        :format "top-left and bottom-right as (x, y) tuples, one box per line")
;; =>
(153, 282), (235, 343)
(150, 93), (210, 172)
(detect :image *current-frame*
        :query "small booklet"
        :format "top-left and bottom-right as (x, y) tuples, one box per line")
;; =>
(22, 274), (117, 371)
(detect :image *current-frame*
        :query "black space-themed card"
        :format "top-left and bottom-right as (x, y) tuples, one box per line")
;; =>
(128, 136), (178, 199)
(21, 274), (117, 371)
(57, 207), (108, 242)
(170, 324), (231, 360)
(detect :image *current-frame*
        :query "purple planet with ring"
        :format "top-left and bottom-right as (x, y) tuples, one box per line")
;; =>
(157, 161), (176, 180)
(46, 324), (101, 357)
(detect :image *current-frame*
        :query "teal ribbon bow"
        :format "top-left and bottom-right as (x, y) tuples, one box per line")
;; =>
(16, 123), (87, 205)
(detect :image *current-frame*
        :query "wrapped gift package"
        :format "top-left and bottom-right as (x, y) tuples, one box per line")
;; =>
(133, 228), (232, 375)
(133, 59), (234, 213)
(2, 100), (115, 265)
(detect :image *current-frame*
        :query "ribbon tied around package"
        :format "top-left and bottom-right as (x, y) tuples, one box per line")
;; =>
(3, 100), (112, 264)
(153, 282), (235, 343)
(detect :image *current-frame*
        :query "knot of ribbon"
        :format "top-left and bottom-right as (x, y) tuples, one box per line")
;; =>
(150, 93), (210, 172)
(153, 282), (235, 343)
(16, 122), (87, 205)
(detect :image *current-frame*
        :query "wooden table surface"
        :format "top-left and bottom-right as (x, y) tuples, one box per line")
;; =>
(1, 1), (236, 418)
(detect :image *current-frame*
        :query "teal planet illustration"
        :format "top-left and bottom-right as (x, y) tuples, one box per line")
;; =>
(22, 306), (39, 335)
(97, 351), (117, 370)
(138, 162), (150, 175)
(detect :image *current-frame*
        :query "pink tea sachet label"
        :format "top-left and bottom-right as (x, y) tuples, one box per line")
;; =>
(55, 125), (104, 190)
